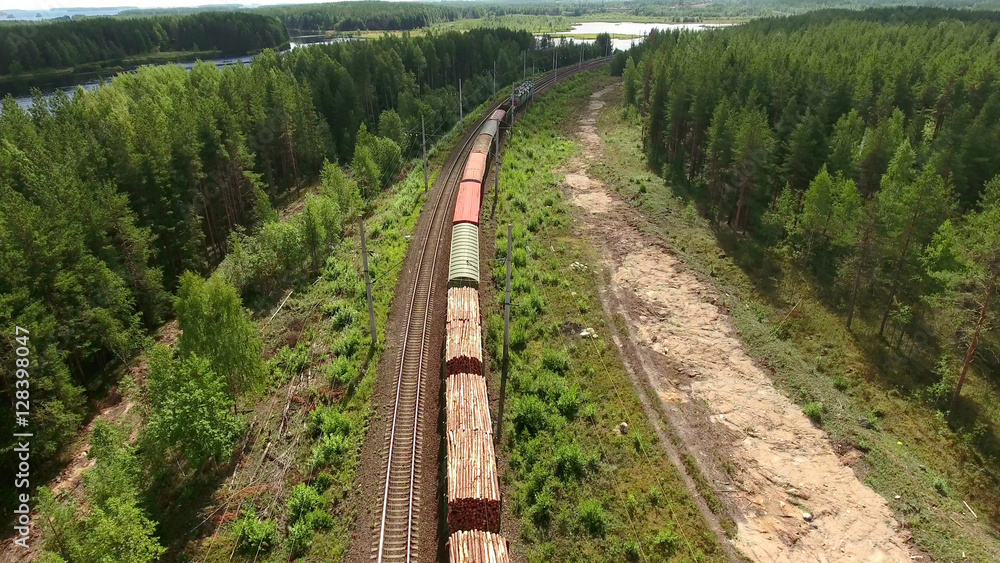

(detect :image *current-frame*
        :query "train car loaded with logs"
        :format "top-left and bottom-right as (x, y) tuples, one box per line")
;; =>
(445, 109), (509, 560)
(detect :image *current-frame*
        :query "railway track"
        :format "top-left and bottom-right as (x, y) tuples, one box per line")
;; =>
(373, 57), (610, 563)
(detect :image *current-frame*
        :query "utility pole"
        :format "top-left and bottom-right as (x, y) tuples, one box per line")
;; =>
(459, 79), (463, 121)
(493, 60), (496, 96)
(496, 224), (513, 444)
(421, 114), (428, 193)
(359, 216), (377, 345)
(522, 51), (526, 80)
(554, 49), (558, 83)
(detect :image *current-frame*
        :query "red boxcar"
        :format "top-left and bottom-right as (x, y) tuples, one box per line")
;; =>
(453, 181), (482, 225)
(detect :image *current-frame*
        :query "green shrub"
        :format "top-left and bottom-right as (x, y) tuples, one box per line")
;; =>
(530, 486), (555, 528)
(510, 319), (529, 352)
(287, 483), (324, 524)
(833, 374), (850, 391)
(554, 443), (587, 481)
(652, 525), (682, 555)
(542, 349), (571, 375)
(310, 433), (350, 469)
(512, 273), (533, 294)
(512, 395), (553, 436)
(577, 499), (606, 537)
(274, 344), (310, 378)
(310, 406), (352, 438)
(624, 539), (641, 562)
(312, 472), (334, 492)
(332, 306), (358, 330)
(933, 477), (949, 497)
(232, 506), (278, 555)
(486, 315), (504, 359)
(250, 221), (305, 290)
(333, 327), (365, 357)
(648, 486), (663, 507)
(523, 369), (566, 402)
(528, 210), (547, 232)
(632, 431), (651, 453)
(325, 355), (355, 385)
(925, 353), (957, 410)
(803, 402), (824, 424)
(523, 290), (548, 319)
(556, 385), (582, 419)
(307, 509), (335, 530)
(287, 521), (314, 557)
(513, 248), (528, 268)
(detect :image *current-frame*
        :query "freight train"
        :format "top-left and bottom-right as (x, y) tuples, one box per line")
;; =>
(444, 109), (510, 562)
(447, 109), (504, 289)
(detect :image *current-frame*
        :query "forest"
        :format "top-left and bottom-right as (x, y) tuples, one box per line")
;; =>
(0, 12), (288, 76)
(624, 4), (1000, 514)
(0, 27), (607, 556)
(258, 1), (471, 33)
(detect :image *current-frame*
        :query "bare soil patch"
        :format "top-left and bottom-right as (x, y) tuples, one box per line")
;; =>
(564, 84), (918, 562)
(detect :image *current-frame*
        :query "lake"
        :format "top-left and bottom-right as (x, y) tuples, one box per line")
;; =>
(553, 21), (730, 51)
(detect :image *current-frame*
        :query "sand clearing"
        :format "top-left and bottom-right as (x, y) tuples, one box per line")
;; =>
(563, 84), (914, 563)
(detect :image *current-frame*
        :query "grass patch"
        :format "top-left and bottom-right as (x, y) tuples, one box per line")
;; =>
(593, 83), (1000, 562)
(488, 71), (724, 561)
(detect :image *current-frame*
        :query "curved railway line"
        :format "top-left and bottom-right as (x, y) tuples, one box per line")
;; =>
(373, 57), (611, 563)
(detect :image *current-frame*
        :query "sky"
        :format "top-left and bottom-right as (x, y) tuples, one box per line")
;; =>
(0, 0), (335, 12)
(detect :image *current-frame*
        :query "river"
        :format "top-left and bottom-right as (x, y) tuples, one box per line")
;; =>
(7, 35), (349, 110)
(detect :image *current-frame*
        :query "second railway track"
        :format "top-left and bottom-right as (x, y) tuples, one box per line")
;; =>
(373, 58), (610, 563)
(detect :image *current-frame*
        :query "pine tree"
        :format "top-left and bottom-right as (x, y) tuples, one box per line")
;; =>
(875, 141), (954, 336)
(925, 177), (1000, 415)
(703, 98), (735, 222)
(782, 110), (828, 195)
(826, 109), (865, 181)
(730, 108), (776, 232)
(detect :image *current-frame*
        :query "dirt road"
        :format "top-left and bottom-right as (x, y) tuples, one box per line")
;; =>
(562, 83), (917, 562)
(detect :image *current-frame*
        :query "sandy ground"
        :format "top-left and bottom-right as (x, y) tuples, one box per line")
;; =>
(563, 84), (918, 563)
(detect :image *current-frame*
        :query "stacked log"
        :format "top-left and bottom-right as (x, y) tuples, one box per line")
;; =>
(447, 429), (500, 533)
(448, 530), (510, 563)
(445, 317), (482, 376)
(446, 373), (492, 433)
(447, 287), (480, 325)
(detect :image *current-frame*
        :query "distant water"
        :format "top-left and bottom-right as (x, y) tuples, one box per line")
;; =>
(0, 8), (125, 21)
(552, 21), (730, 51)
(6, 36), (355, 110)
(6, 55), (256, 110)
